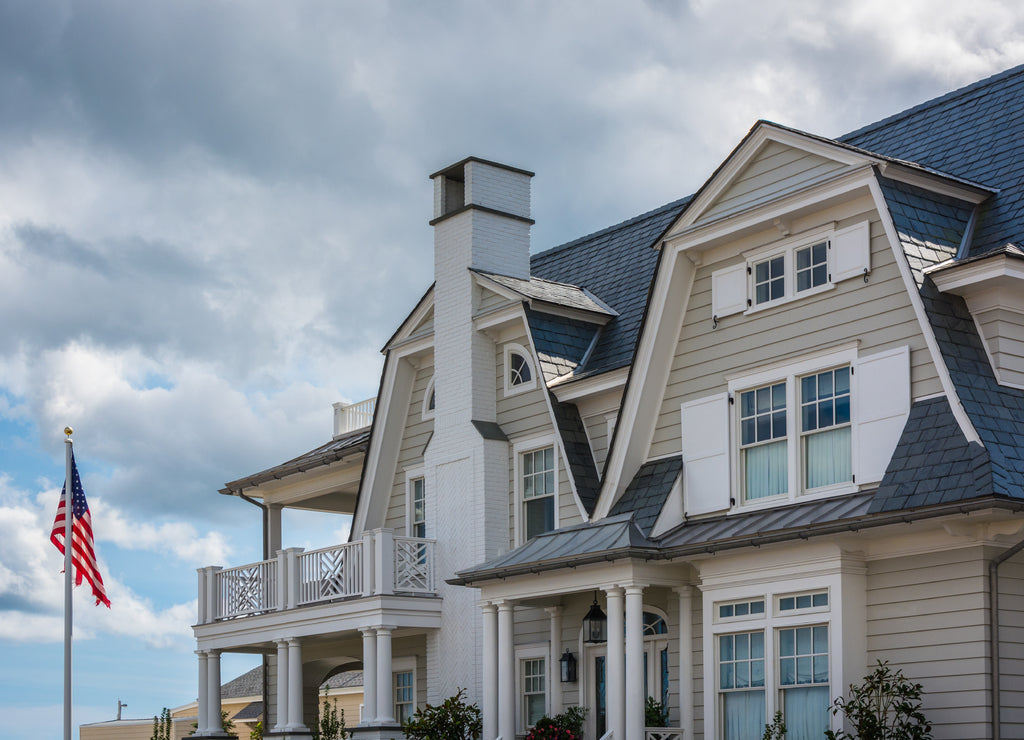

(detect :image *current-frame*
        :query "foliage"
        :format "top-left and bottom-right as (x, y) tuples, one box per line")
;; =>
(644, 696), (669, 727)
(525, 716), (580, 740)
(189, 710), (238, 738)
(402, 688), (482, 740)
(151, 707), (171, 740)
(762, 710), (787, 740)
(825, 660), (932, 740)
(250, 719), (264, 740)
(312, 688), (349, 740)
(551, 705), (588, 735)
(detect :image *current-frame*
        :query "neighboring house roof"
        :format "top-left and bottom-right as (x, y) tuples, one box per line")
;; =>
(220, 666), (263, 699)
(232, 700), (264, 721)
(220, 427), (370, 493)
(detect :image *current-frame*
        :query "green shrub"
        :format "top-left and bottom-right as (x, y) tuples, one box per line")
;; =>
(762, 710), (786, 740)
(644, 696), (669, 727)
(402, 688), (482, 740)
(825, 660), (932, 740)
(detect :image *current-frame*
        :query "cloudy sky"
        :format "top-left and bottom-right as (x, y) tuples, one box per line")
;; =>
(1, 1), (1023, 737)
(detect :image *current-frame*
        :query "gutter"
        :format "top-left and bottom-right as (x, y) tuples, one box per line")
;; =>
(450, 497), (1024, 586)
(989, 530), (1024, 740)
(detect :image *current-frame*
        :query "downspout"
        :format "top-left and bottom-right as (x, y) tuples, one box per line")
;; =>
(232, 489), (271, 728)
(989, 533), (1024, 740)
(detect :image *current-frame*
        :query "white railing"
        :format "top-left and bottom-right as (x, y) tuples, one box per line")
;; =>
(645, 729), (683, 740)
(197, 529), (436, 623)
(394, 537), (436, 593)
(298, 541), (364, 605)
(333, 397), (376, 436)
(214, 558), (277, 619)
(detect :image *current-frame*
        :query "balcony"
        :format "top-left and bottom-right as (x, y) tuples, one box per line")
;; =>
(196, 529), (436, 625)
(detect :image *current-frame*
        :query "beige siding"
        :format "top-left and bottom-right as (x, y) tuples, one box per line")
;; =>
(651, 205), (941, 459)
(583, 411), (613, 474)
(866, 546), (991, 739)
(497, 337), (583, 547)
(699, 142), (847, 223)
(979, 307), (1024, 387)
(476, 283), (515, 314)
(384, 363), (435, 532)
(999, 548), (1024, 737)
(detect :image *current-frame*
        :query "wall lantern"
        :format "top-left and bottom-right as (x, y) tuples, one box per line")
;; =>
(559, 649), (577, 683)
(582, 594), (607, 643)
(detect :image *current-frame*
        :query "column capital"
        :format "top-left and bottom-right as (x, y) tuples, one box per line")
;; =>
(373, 624), (397, 633)
(673, 584), (696, 598)
(623, 583), (647, 596)
(604, 585), (625, 598)
(195, 649), (208, 658)
(543, 605), (563, 617)
(481, 602), (498, 615)
(286, 637), (301, 647)
(496, 599), (516, 612)
(274, 638), (290, 648)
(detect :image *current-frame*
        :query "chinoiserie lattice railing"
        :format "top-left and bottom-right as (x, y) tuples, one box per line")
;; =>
(393, 536), (435, 593)
(645, 729), (683, 740)
(298, 541), (364, 605)
(215, 558), (277, 619)
(198, 530), (436, 623)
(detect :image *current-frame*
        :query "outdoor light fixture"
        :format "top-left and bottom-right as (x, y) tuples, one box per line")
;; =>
(559, 649), (577, 683)
(582, 593), (607, 643)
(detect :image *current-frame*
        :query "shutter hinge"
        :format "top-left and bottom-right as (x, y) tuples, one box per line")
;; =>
(852, 474), (856, 483)
(747, 265), (752, 275)
(747, 298), (752, 307)
(730, 497), (736, 506)
(850, 366), (855, 376)
(828, 273), (832, 282)
(729, 394), (735, 405)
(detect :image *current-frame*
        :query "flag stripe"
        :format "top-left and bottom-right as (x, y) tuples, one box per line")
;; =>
(50, 453), (110, 608)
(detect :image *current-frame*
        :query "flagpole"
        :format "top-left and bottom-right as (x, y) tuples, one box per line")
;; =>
(63, 426), (73, 740)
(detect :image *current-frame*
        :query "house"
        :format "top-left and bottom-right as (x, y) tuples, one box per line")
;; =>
(189, 65), (1024, 740)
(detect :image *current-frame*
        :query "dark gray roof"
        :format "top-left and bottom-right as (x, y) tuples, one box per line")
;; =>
(451, 513), (655, 584)
(232, 701), (264, 721)
(220, 667), (263, 699)
(324, 670), (364, 689)
(221, 427), (370, 493)
(475, 270), (617, 317)
(610, 457), (683, 535)
(530, 197), (691, 378)
(472, 420), (508, 441)
(548, 392), (601, 515)
(526, 308), (599, 383)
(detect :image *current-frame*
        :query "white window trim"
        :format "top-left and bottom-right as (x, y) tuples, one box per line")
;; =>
(704, 575), (844, 740)
(515, 643), (550, 734)
(422, 375), (436, 420)
(504, 342), (538, 397)
(743, 224), (838, 313)
(727, 346), (858, 511)
(393, 656), (417, 724)
(405, 467), (426, 538)
(513, 435), (559, 546)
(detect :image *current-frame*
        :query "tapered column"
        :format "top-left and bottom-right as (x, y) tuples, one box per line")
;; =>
(625, 585), (645, 740)
(195, 651), (209, 735)
(545, 606), (564, 716)
(497, 601), (515, 740)
(286, 638), (307, 730)
(675, 586), (695, 739)
(376, 626), (396, 723)
(605, 587), (625, 740)
(274, 640), (289, 731)
(361, 628), (378, 725)
(207, 650), (223, 735)
(482, 603), (498, 740)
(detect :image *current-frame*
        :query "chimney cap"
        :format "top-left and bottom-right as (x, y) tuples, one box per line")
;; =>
(429, 156), (534, 181)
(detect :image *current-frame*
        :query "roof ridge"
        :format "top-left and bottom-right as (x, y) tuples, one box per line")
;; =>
(531, 195), (691, 263)
(839, 64), (1024, 143)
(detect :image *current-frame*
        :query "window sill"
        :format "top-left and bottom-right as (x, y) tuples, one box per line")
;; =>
(731, 481), (858, 514)
(744, 281), (835, 316)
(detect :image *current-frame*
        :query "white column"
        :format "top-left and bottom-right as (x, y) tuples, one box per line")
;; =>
(675, 586), (695, 740)
(497, 601), (516, 740)
(361, 628), (378, 725)
(545, 606), (564, 716)
(207, 650), (222, 735)
(274, 640), (289, 731)
(195, 651), (209, 736)
(376, 626), (396, 724)
(625, 585), (645, 740)
(287, 638), (307, 730)
(482, 603), (499, 740)
(605, 587), (625, 740)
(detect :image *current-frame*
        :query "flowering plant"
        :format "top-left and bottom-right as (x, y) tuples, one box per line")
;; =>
(525, 717), (579, 740)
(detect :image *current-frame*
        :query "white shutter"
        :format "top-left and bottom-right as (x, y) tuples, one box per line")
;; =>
(830, 220), (871, 283)
(681, 393), (731, 516)
(853, 346), (910, 485)
(711, 262), (748, 319)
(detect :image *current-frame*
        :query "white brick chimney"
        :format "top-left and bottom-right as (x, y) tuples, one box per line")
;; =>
(424, 157), (534, 705)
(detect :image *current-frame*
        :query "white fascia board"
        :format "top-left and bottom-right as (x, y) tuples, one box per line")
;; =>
(549, 366), (629, 401)
(383, 285), (435, 352)
(472, 271), (527, 303)
(927, 255), (1024, 304)
(389, 332), (435, 359)
(866, 176), (982, 445)
(594, 248), (696, 519)
(475, 559), (692, 603)
(665, 166), (877, 254)
(676, 124), (875, 232)
(474, 303), (524, 333)
(881, 164), (993, 204)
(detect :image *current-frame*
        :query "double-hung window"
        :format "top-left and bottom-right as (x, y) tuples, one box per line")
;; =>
(801, 367), (851, 489)
(394, 670), (415, 724)
(522, 446), (555, 541)
(522, 657), (546, 728)
(409, 477), (426, 539)
(739, 382), (788, 500)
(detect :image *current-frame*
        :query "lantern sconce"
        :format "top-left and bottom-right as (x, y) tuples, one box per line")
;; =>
(582, 593), (607, 644)
(559, 649), (577, 683)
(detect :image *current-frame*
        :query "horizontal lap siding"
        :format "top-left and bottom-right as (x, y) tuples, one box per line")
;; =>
(650, 206), (940, 460)
(385, 363), (434, 532)
(980, 308), (1024, 387)
(866, 546), (991, 740)
(999, 548), (1024, 737)
(583, 412), (610, 473)
(699, 142), (847, 223)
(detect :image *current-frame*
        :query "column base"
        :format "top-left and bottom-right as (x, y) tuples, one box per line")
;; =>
(349, 724), (405, 740)
(186, 733), (237, 739)
(264, 730), (314, 740)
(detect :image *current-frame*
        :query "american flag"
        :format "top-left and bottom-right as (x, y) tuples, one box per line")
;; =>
(50, 453), (110, 608)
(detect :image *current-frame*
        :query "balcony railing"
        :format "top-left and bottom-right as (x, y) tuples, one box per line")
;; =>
(197, 529), (436, 624)
(333, 397), (376, 437)
(646, 729), (683, 740)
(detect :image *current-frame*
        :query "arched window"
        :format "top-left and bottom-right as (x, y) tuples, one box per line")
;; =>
(643, 611), (668, 636)
(504, 344), (537, 395)
(510, 352), (532, 386)
(422, 376), (436, 420)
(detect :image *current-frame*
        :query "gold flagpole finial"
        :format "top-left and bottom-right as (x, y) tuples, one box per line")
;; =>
(64, 426), (73, 437)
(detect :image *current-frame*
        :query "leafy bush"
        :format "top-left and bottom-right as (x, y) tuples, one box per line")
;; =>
(151, 708), (171, 740)
(762, 710), (786, 740)
(551, 705), (587, 735)
(644, 696), (669, 727)
(402, 688), (482, 740)
(525, 716), (580, 740)
(312, 688), (348, 740)
(825, 660), (932, 740)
